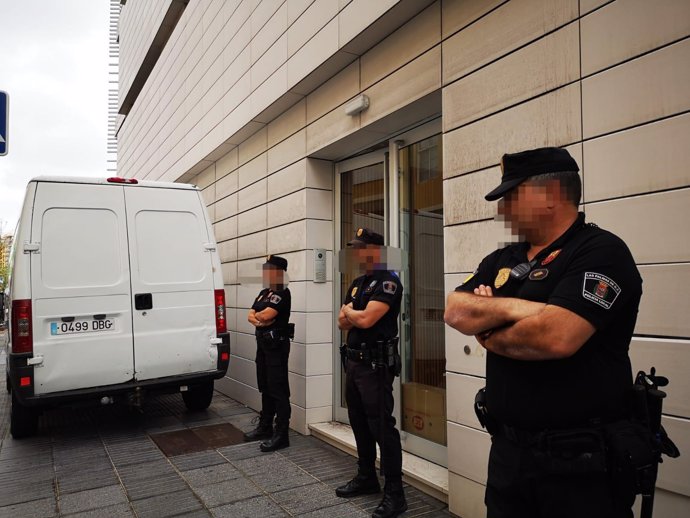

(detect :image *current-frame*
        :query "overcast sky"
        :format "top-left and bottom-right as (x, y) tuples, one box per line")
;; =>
(0, 0), (110, 234)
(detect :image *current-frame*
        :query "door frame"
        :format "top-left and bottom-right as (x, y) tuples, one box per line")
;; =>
(332, 119), (447, 467)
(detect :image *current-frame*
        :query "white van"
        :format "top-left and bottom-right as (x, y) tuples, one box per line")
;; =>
(5, 176), (230, 438)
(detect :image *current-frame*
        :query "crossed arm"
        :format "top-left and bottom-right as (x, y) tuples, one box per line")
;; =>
(338, 301), (390, 330)
(444, 285), (595, 360)
(248, 308), (277, 328)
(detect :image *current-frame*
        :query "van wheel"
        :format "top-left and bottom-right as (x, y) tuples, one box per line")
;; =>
(182, 381), (214, 411)
(11, 392), (39, 439)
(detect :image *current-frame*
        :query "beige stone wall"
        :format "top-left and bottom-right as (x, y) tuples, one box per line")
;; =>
(117, 0), (172, 108)
(441, 0), (690, 516)
(116, 0), (408, 184)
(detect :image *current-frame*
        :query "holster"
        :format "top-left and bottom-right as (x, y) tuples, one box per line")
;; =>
(603, 419), (658, 495)
(474, 387), (499, 435)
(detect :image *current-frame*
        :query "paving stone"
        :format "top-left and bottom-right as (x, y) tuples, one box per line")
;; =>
(248, 464), (317, 493)
(271, 482), (344, 515)
(0, 496), (57, 518)
(0, 478), (55, 506)
(170, 450), (227, 472)
(121, 472), (188, 501)
(230, 453), (294, 477)
(116, 459), (175, 484)
(217, 442), (265, 462)
(181, 463), (241, 487)
(130, 489), (203, 518)
(62, 502), (135, 518)
(193, 477), (262, 507)
(0, 452), (53, 473)
(211, 495), (288, 518)
(56, 467), (120, 494)
(58, 484), (127, 515)
(298, 502), (370, 517)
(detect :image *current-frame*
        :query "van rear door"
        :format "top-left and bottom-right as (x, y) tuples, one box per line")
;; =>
(124, 186), (217, 381)
(30, 182), (135, 394)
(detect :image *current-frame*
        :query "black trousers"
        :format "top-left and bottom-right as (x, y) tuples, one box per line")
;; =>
(486, 432), (635, 518)
(255, 336), (291, 429)
(345, 359), (402, 484)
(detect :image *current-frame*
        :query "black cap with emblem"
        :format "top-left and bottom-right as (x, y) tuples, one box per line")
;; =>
(347, 227), (384, 247)
(485, 147), (580, 201)
(264, 254), (288, 271)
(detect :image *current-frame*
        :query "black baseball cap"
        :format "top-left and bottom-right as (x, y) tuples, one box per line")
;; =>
(347, 228), (384, 247)
(263, 255), (288, 271)
(485, 147), (579, 201)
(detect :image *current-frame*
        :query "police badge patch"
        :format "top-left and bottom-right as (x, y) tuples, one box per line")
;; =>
(382, 281), (397, 295)
(582, 272), (621, 309)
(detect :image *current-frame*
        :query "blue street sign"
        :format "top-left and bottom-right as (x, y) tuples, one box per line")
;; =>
(0, 91), (7, 156)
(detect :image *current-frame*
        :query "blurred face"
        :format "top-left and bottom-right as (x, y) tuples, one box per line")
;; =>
(353, 245), (382, 273)
(497, 180), (557, 238)
(262, 266), (284, 288)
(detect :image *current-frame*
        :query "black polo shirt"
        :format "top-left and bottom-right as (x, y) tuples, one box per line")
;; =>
(344, 270), (403, 347)
(456, 212), (642, 430)
(251, 287), (291, 336)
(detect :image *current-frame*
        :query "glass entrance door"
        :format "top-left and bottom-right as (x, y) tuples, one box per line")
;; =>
(397, 131), (447, 466)
(334, 121), (446, 466)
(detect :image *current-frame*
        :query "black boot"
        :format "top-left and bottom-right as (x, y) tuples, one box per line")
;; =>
(335, 472), (381, 498)
(259, 425), (289, 452)
(372, 481), (407, 518)
(243, 414), (273, 442)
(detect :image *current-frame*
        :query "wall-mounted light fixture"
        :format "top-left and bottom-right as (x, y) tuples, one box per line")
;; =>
(344, 94), (370, 116)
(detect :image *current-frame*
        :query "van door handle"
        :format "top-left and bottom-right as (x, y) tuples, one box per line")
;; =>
(134, 293), (153, 310)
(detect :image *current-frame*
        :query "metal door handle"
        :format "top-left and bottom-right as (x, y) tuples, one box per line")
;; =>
(134, 293), (153, 310)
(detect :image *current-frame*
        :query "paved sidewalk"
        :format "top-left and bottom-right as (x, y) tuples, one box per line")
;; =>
(0, 332), (454, 518)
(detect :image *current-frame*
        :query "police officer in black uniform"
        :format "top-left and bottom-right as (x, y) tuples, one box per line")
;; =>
(445, 147), (642, 518)
(336, 228), (407, 518)
(244, 255), (292, 452)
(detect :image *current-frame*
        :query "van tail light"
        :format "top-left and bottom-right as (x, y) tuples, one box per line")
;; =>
(107, 177), (138, 184)
(214, 289), (227, 334)
(11, 299), (33, 354)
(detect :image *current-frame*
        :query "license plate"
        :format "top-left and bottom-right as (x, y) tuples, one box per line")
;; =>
(50, 319), (116, 336)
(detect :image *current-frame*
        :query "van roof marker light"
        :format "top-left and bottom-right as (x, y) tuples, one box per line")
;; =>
(107, 177), (138, 184)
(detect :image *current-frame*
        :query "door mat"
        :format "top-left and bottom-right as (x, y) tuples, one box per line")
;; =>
(150, 422), (245, 456)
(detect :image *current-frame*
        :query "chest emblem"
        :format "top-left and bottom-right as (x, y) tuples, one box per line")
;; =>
(351, 287), (358, 298)
(541, 249), (562, 266)
(528, 268), (549, 281)
(364, 280), (377, 293)
(382, 281), (397, 295)
(494, 268), (511, 289)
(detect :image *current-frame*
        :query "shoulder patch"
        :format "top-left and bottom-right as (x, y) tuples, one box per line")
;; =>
(269, 294), (282, 304)
(582, 272), (621, 309)
(382, 280), (398, 295)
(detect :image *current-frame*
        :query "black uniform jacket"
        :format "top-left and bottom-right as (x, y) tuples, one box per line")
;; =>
(251, 287), (291, 336)
(344, 270), (403, 348)
(456, 212), (642, 431)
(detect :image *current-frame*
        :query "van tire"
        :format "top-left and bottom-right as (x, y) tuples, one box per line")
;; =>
(11, 392), (39, 439)
(182, 381), (214, 411)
